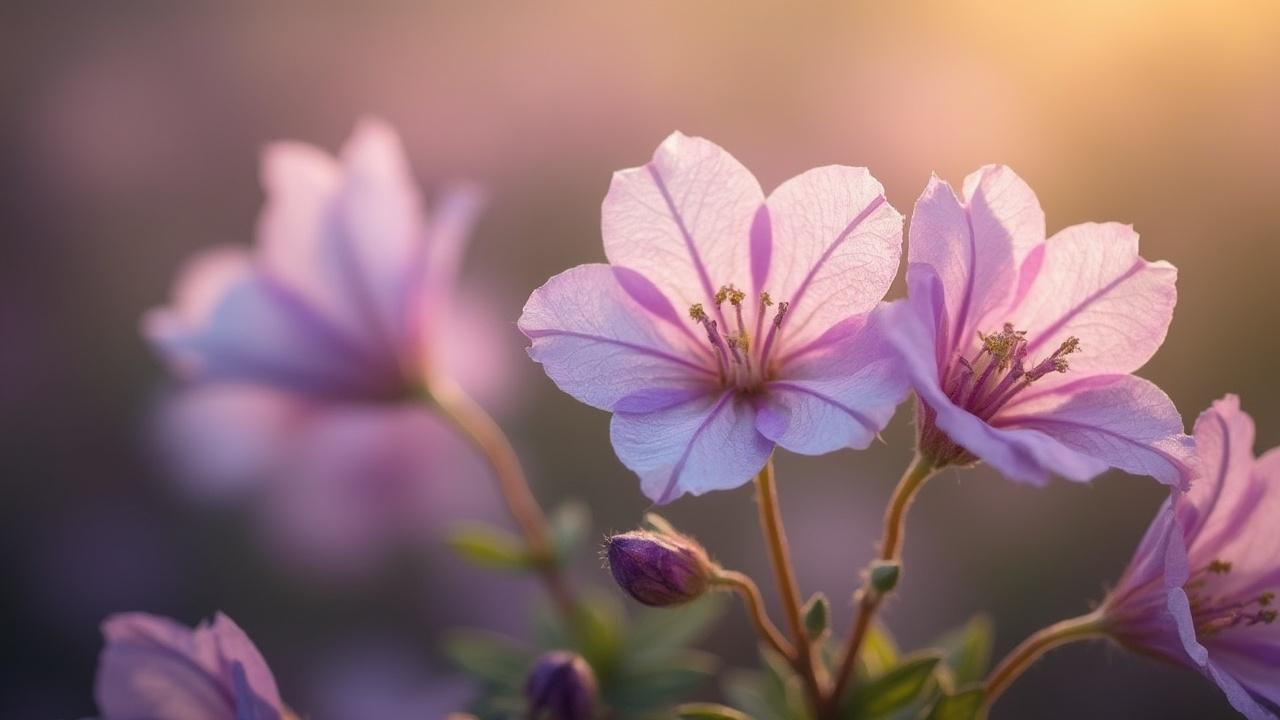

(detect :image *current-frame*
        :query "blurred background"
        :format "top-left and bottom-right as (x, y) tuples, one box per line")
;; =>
(3, 2), (1279, 718)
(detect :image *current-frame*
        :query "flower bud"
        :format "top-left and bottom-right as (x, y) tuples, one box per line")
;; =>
(525, 651), (597, 720)
(869, 560), (900, 593)
(605, 529), (713, 607)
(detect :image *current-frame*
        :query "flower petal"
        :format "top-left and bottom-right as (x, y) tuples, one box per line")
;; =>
(883, 273), (1105, 485)
(1178, 395), (1261, 550)
(144, 248), (392, 397)
(1205, 658), (1279, 720)
(96, 614), (230, 720)
(907, 165), (1045, 359)
(602, 132), (764, 316)
(610, 391), (773, 503)
(761, 166), (902, 347)
(206, 613), (283, 712)
(997, 374), (1194, 488)
(520, 264), (716, 412)
(1008, 222), (1177, 382)
(758, 309), (908, 455)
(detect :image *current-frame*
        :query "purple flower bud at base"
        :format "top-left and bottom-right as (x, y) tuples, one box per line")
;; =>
(525, 651), (597, 720)
(605, 530), (713, 607)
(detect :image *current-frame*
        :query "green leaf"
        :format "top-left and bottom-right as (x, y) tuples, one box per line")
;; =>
(856, 623), (900, 679)
(606, 651), (717, 711)
(723, 670), (776, 720)
(846, 652), (941, 718)
(628, 595), (725, 665)
(803, 592), (830, 641)
(549, 501), (590, 562)
(446, 523), (532, 571)
(443, 630), (531, 691)
(572, 591), (626, 673)
(936, 616), (994, 686)
(926, 687), (985, 720)
(677, 702), (752, 719)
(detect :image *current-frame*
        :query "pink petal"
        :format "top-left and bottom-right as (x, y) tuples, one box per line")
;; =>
(602, 132), (764, 317)
(1008, 222), (1177, 383)
(207, 613), (284, 711)
(610, 391), (773, 503)
(996, 374), (1194, 488)
(520, 264), (716, 412)
(144, 248), (392, 397)
(760, 166), (902, 348)
(97, 614), (230, 720)
(757, 309), (907, 455)
(907, 165), (1044, 359)
(410, 183), (486, 349)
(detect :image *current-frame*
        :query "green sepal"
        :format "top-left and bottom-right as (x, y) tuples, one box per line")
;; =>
(803, 592), (830, 641)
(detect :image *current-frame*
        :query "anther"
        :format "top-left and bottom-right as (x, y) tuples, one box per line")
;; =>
(1209, 560), (1233, 574)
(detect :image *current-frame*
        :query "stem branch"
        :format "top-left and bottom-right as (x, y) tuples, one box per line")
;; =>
(983, 611), (1104, 713)
(713, 569), (796, 661)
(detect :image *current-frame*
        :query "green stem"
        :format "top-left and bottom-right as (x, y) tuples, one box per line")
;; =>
(829, 455), (937, 707)
(982, 611), (1105, 713)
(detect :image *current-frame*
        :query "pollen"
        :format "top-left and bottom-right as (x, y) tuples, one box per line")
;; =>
(760, 291), (774, 307)
(689, 303), (707, 322)
(1209, 559), (1233, 574)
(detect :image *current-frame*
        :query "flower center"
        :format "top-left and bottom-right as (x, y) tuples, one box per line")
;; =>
(688, 284), (790, 391)
(943, 323), (1081, 422)
(1187, 559), (1278, 637)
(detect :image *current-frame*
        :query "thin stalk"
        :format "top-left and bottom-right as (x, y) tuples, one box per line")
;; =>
(983, 611), (1105, 712)
(713, 569), (796, 661)
(428, 375), (576, 620)
(754, 459), (828, 717)
(830, 455), (937, 706)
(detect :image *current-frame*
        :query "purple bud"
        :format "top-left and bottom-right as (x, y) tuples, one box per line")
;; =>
(605, 530), (713, 607)
(525, 651), (597, 720)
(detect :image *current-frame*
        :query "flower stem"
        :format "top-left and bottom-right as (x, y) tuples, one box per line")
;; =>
(428, 376), (577, 620)
(983, 611), (1105, 713)
(712, 569), (796, 661)
(753, 458), (828, 717)
(830, 454), (937, 707)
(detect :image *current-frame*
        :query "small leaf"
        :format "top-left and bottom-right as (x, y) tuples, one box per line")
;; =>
(803, 592), (830, 641)
(549, 501), (590, 561)
(856, 623), (900, 679)
(443, 630), (531, 691)
(446, 523), (532, 571)
(926, 687), (985, 720)
(606, 651), (717, 711)
(677, 702), (752, 719)
(572, 591), (626, 673)
(936, 615), (994, 686)
(846, 652), (941, 718)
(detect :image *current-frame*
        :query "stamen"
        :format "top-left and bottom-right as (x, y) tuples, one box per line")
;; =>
(1209, 559), (1233, 574)
(689, 304), (730, 380)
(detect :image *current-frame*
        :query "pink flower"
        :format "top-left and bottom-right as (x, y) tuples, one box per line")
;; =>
(1101, 396), (1280, 719)
(96, 612), (289, 720)
(883, 165), (1194, 486)
(520, 132), (906, 502)
(144, 120), (506, 574)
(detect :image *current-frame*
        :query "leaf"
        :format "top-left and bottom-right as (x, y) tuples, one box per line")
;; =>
(846, 652), (941, 718)
(926, 687), (985, 720)
(628, 595), (726, 665)
(443, 630), (531, 691)
(606, 651), (718, 712)
(856, 623), (900, 679)
(549, 501), (590, 562)
(446, 523), (532, 571)
(935, 616), (994, 687)
(723, 670), (776, 720)
(677, 702), (752, 719)
(572, 591), (626, 673)
(803, 593), (830, 641)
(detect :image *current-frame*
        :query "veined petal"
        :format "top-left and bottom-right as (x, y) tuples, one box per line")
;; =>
(143, 248), (391, 397)
(611, 392), (773, 504)
(602, 132), (764, 315)
(908, 165), (1045, 359)
(996, 374), (1194, 488)
(758, 309), (908, 455)
(1178, 395), (1260, 550)
(1009, 222), (1177, 382)
(761, 166), (902, 347)
(520, 264), (715, 412)
(97, 614), (233, 720)
(206, 614), (283, 711)
(1205, 658), (1279, 720)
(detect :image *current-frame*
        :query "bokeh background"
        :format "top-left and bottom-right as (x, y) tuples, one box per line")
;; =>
(4, 3), (1279, 718)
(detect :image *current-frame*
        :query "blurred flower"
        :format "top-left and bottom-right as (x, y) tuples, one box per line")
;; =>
(143, 119), (508, 576)
(525, 650), (597, 720)
(605, 529), (713, 607)
(1101, 395), (1279, 719)
(96, 612), (292, 720)
(521, 132), (907, 502)
(883, 165), (1193, 486)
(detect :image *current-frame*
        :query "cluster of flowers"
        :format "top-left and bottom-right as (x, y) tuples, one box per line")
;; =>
(92, 123), (1276, 719)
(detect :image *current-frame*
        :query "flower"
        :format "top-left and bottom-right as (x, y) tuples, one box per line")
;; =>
(525, 651), (598, 720)
(95, 612), (291, 720)
(143, 119), (508, 575)
(883, 165), (1194, 486)
(520, 132), (907, 502)
(1100, 396), (1280, 719)
(605, 529), (714, 607)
